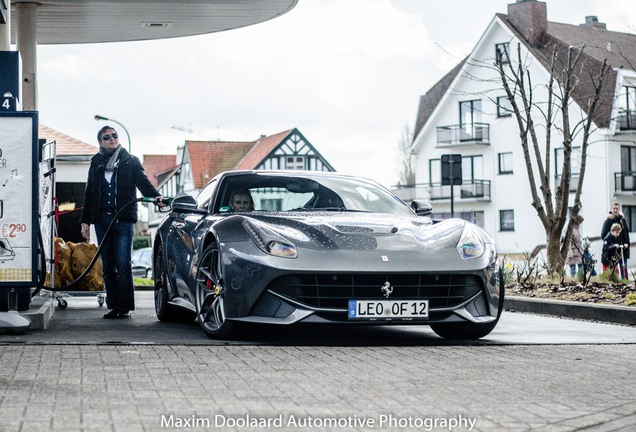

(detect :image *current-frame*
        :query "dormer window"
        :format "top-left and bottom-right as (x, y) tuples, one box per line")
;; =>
(495, 43), (510, 65)
(618, 85), (636, 130)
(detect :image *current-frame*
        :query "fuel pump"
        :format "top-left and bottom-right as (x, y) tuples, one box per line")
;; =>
(0, 50), (38, 332)
(0, 111), (38, 333)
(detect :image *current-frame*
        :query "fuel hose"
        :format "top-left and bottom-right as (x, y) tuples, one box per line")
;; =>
(33, 196), (171, 295)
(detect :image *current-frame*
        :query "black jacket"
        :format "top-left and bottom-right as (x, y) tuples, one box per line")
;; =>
(601, 212), (630, 259)
(80, 147), (160, 224)
(602, 232), (626, 265)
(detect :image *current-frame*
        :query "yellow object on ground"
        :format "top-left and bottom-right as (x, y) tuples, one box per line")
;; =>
(45, 237), (103, 291)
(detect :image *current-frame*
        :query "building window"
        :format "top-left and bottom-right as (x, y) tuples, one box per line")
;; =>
(473, 211), (485, 229)
(462, 155), (483, 182)
(430, 211), (485, 229)
(498, 152), (513, 174)
(497, 96), (513, 117)
(555, 147), (581, 177)
(459, 100), (482, 126)
(623, 85), (636, 111)
(555, 147), (580, 193)
(429, 158), (441, 185)
(286, 156), (305, 170)
(495, 43), (510, 65)
(459, 100), (483, 141)
(500, 209), (515, 231)
(621, 146), (636, 173)
(623, 206), (635, 233)
(617, 85), (636, 130)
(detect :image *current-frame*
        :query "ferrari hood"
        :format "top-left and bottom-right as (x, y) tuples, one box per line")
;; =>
(245, 212), (467, 252)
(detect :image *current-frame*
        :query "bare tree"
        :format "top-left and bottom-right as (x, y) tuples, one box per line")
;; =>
(496, 42), (611, 273)
(396, 124), (416, 186)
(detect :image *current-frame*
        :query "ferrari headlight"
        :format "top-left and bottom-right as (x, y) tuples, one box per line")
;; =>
(243, 220), (299, 259)
(267, 241), (298, 258)
(456, 225), (485, 259)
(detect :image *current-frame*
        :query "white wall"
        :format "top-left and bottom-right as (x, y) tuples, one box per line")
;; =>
(54, 160), (90, 183)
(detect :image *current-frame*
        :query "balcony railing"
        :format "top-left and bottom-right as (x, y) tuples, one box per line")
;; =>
(615, 172), (636, 192)
(392, 180), (491, 202)
(617, 110), (636, 131)
(436, 123), (490, 147)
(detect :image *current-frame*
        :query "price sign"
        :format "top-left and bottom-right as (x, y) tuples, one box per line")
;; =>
(0, 112), (38, 286)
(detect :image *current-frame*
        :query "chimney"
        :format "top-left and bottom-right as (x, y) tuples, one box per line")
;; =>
(507, 0), (547, 47)
(580, 15), (607, 30)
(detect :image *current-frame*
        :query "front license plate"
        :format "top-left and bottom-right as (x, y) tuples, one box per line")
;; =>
(348, 299), (429, 320)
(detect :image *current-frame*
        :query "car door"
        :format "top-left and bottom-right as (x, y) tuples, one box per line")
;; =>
(165, 180), (219, 301)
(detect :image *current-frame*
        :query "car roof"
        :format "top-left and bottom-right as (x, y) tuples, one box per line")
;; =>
(211, 169), (383, 188)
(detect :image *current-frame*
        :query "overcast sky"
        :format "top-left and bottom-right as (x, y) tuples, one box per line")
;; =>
(36, 0), (636, 187)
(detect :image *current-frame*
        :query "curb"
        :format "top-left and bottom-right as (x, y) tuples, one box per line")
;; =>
(505, 296), (636, 326)
(22, 296), (55, 330)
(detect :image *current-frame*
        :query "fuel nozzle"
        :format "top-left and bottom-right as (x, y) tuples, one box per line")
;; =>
(141, 196), (174, 208)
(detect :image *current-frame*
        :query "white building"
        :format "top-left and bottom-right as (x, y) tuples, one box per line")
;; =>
(397, 0), (636, 263)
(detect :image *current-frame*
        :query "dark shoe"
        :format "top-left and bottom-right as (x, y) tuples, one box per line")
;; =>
(103, 309), (119, 319)
(117, 311), (131, 318)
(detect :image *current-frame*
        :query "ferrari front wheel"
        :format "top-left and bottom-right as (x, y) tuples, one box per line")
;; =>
(430, 319), (499, 340)
(195, 243), (235, 339)
(430, 273), (505, 340)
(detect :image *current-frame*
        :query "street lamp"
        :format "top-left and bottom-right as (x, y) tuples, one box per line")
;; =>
(94, 114), (131, 152)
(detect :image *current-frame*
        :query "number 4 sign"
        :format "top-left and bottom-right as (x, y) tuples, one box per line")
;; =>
(1, 93), (17, 111)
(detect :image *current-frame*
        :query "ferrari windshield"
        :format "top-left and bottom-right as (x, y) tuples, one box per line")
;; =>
(213, 172), (414, 215)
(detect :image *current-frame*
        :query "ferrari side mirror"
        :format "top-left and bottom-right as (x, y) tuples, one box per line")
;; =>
(172, 194), (207, 215)
(411, 200), (432, 216)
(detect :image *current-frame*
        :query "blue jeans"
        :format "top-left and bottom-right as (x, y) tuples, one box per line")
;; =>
(569, 264), (579, 276)
(95, 213), (135, 311)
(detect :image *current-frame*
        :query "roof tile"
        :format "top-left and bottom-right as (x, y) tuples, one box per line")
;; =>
(39, 124), (98, 155)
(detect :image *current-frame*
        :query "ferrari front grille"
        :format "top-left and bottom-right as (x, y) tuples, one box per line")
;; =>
(268, 273), (483, 310)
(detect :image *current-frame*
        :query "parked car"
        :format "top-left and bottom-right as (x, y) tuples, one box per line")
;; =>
(132, 247), (153, 279)
(153, 170), (503, 340)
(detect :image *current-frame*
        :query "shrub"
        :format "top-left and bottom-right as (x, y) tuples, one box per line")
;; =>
(133, 235), (151, 250)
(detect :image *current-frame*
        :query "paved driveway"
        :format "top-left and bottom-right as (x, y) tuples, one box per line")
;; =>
(2, 291), (635, 345)
(1, 291), (635, 431)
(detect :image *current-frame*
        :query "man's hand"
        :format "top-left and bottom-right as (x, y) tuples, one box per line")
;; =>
(156, 196), (168, 209)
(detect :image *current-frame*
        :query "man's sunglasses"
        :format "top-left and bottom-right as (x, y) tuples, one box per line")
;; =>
(101, 133), (119, 141)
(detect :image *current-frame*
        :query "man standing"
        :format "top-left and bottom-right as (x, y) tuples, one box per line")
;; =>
(601, 202), (631, 279)
(80, 126), (164, 318)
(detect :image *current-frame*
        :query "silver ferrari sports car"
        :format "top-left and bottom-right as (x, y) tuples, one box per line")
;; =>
(153, 170), (503, 340)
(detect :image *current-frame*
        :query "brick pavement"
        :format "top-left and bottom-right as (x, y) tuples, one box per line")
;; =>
(1, 344), (635, 431)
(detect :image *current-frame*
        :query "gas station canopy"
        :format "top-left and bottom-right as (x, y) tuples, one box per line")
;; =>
(2, 0), (298, 110)
(8, 0), (298, 44)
